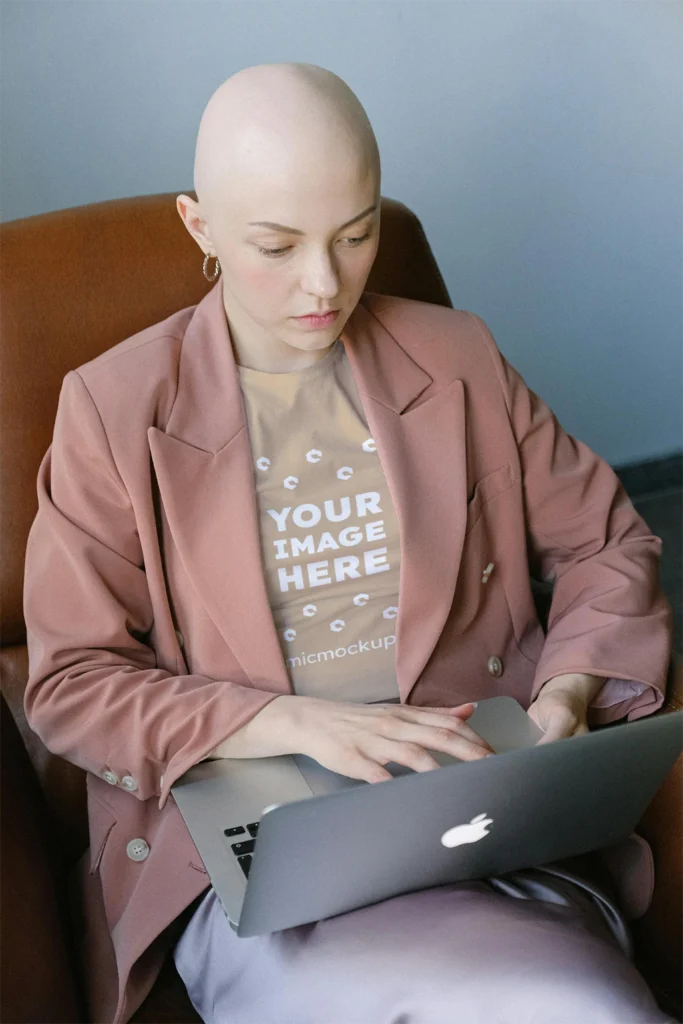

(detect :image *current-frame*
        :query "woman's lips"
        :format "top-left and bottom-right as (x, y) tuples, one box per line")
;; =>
(292, 310), (339, 328)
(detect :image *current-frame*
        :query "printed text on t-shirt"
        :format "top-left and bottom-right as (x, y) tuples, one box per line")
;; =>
(266, 491), (391, 593)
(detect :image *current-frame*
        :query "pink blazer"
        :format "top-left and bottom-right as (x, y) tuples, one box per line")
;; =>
(23, 281), (672, 1022)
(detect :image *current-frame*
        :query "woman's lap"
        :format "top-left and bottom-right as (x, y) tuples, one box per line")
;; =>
(173, 872), (672, 1024)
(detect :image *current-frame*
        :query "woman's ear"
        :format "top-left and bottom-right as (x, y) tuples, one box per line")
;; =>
(176, 194), (212, 253)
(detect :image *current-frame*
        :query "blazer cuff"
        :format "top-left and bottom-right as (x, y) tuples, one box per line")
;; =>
(532, 662), (667, 726)
(586, 677), (665, 725)
(158, 689), (283, 809)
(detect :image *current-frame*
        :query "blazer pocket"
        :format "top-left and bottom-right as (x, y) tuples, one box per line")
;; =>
(465, 464), (515, 534)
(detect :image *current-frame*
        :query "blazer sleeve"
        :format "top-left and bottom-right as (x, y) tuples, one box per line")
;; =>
(23, 370), (281, 809)
(466, 314), (673, 724)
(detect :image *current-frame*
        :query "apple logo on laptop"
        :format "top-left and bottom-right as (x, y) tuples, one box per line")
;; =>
(440, 812), (493, 848)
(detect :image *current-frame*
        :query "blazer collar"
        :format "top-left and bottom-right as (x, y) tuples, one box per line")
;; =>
(162, 280), (434, 451)
(149, 281), (468, 703)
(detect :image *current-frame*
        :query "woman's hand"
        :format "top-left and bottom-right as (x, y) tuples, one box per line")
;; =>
(527, 672), (604, 744)
(210, 695), (494, 782)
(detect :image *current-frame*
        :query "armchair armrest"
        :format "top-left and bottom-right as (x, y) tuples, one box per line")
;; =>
(664, 648), (683, 710)
(631, 650), (683, 1020)
(0, 692), (84, 1023)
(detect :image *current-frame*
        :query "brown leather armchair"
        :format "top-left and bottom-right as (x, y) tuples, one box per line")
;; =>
(1, 194), (681, 1023)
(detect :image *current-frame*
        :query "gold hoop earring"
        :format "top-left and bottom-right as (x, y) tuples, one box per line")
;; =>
(203, 253), (221, 282)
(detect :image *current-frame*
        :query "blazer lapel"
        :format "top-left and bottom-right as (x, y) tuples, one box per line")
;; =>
(147, 281), (285, 694)
(148, 282), (468, 704)
(341, 303), (469, 704)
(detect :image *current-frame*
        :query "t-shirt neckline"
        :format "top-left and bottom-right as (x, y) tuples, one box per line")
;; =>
(237, 337), (343, 381)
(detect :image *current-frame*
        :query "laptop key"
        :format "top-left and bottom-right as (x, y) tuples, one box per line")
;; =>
(231, 839), (255, 855)
(224, 826), (246, 837)
(237, 854), (252, 878)
(246, 822), (259, 837)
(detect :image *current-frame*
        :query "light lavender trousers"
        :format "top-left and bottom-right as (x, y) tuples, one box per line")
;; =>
(173, 864), (672, 1024)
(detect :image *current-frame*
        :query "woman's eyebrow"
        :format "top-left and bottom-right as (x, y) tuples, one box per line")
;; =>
(247, 204), (377, 235)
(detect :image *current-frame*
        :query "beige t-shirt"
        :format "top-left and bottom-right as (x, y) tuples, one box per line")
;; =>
(237, 338), (401, 704)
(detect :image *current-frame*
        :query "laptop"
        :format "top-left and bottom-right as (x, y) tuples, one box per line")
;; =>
(171, 695), (683, 938)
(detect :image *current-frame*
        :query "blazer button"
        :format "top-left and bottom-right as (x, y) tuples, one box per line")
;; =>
(126, 838), (150, 862)
(102, 769), (119, 785)
(121, 775), (138, 792)
(487, 656), (504, 678)
(481, 562), (495, 584)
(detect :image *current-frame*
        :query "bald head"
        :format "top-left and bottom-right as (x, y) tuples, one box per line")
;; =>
(177, 63), (382, 373)
(193, 62), (380, 220)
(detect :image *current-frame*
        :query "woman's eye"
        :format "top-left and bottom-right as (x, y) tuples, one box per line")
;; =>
(259, 231), (370, 258)
(255, 245), (288, 258)
(348, 232), (374, 245)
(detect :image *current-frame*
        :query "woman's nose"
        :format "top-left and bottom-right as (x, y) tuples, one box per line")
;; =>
(301, 252), (341, 296)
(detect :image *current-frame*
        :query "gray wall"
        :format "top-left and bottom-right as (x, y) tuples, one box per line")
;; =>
(2, 0), (681, 468)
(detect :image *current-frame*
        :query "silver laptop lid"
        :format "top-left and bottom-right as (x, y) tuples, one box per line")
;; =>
(236, 709), (683, 936)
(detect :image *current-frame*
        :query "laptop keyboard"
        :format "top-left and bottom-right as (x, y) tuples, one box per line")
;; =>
(223, 821), (259, 877)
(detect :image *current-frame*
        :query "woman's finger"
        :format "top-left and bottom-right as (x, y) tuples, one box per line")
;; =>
(375, 721), (494, 763)
(377, 702), (476, 718)
(381, 707), (494, 752)
(353, 752), (395, 783)
(534, 706), (577, 745)
(431, 702), (477, 717)
(443, 704), (477, 720)
(362, 738), (445, 775)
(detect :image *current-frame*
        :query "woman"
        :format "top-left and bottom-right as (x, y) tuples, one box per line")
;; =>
(23, 63), (674, 1023)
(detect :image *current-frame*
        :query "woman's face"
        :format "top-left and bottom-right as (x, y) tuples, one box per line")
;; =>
(179, 148), (381, 369)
